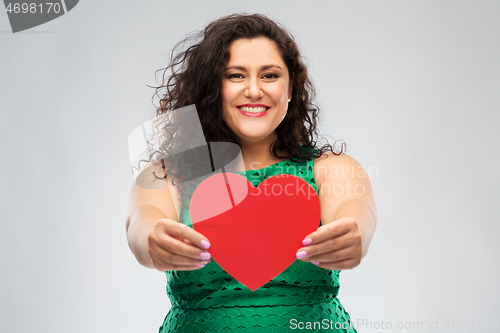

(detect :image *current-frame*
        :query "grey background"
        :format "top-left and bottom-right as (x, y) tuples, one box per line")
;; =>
(1, 0), (499, 332)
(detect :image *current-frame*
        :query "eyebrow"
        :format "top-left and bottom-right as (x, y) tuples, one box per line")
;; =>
(225, 64), (283, 71)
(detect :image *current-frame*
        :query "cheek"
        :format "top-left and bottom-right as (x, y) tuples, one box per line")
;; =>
(271, 84), (289, 102)
(221, 82), (239, 100)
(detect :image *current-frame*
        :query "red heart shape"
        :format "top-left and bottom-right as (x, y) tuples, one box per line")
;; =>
(190, 172), (320, 291)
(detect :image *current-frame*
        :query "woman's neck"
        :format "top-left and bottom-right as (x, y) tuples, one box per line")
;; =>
(238, 133), (287, 171)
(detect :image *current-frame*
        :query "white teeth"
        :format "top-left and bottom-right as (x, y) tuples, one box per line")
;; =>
(239, 106), (268, 113)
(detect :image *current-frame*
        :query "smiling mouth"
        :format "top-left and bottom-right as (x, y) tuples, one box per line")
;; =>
(237, 106), (270, 113)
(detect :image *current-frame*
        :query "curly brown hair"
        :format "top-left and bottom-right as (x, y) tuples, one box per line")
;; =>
(140, 13), (345, 208)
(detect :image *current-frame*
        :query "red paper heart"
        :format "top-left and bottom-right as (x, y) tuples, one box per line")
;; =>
(190, 172), (320, 291)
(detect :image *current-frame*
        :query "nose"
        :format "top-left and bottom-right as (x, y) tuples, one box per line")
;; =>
(244, 76), (263, 99)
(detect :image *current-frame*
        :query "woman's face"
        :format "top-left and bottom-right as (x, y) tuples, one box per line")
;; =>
(221, 37), (292, 147)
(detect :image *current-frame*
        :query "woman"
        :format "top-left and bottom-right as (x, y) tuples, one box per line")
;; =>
(126, 13), (377, 332)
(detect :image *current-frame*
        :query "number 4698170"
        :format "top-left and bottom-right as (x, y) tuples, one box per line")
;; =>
(6, 2), (62, 14)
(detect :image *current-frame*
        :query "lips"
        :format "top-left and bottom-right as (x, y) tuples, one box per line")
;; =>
(237, 104), (270, 113)
(237, 104), (270, 108)
(237, 107), (269, 117)
(234, 104), (270, 117)
(237, 106), (270, 112)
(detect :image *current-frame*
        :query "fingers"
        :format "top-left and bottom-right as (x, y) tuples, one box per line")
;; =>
(305, 245), (355, 263)
(312, 257), (361, 271)
(297, 232), (356, 259)
(164, 219), (211, 251)
(302, 217), (356, 245)
(179, 238), (195, 246)
(148, 219), (212, 272)
(150, 235), (210, 265)
(151, 255), (208, 272)
(295, 218), (363, 271)
(295, 234), (361, 270)
(156, 231), (209, 260)
(297, 218), (361, 256)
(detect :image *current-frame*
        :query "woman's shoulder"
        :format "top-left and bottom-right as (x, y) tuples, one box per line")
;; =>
(314, 151), (358, 165)
(313, 151), (363, 190)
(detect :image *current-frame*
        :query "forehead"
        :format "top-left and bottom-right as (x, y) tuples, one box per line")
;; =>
(226, 37), (287, 69)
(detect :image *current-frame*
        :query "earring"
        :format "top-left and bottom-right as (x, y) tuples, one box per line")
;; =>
(288, 98), (291, 103)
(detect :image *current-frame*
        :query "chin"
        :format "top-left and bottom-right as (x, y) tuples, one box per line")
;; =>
(240, 129), (276, 142)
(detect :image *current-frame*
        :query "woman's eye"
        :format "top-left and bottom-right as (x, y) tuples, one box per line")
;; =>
(226, 73), (278, 80)
(262, 73), (279, 79)
(227, 73), (244, 79)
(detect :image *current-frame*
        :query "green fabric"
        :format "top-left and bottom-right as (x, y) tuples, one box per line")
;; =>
(159, 146), (357, 332)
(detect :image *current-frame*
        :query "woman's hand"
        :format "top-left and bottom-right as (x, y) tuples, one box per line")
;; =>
(147, 218), (212, 271)
(295, 217), (363, 270)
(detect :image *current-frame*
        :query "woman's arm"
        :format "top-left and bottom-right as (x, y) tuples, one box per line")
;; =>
(331, 198), (377, 260)
(125, 162), (211, 271)
(126, 204), (170, 268)
(296, 153), (377, 269)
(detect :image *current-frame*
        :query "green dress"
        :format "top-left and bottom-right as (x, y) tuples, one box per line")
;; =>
(159, 147), (357, 332)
